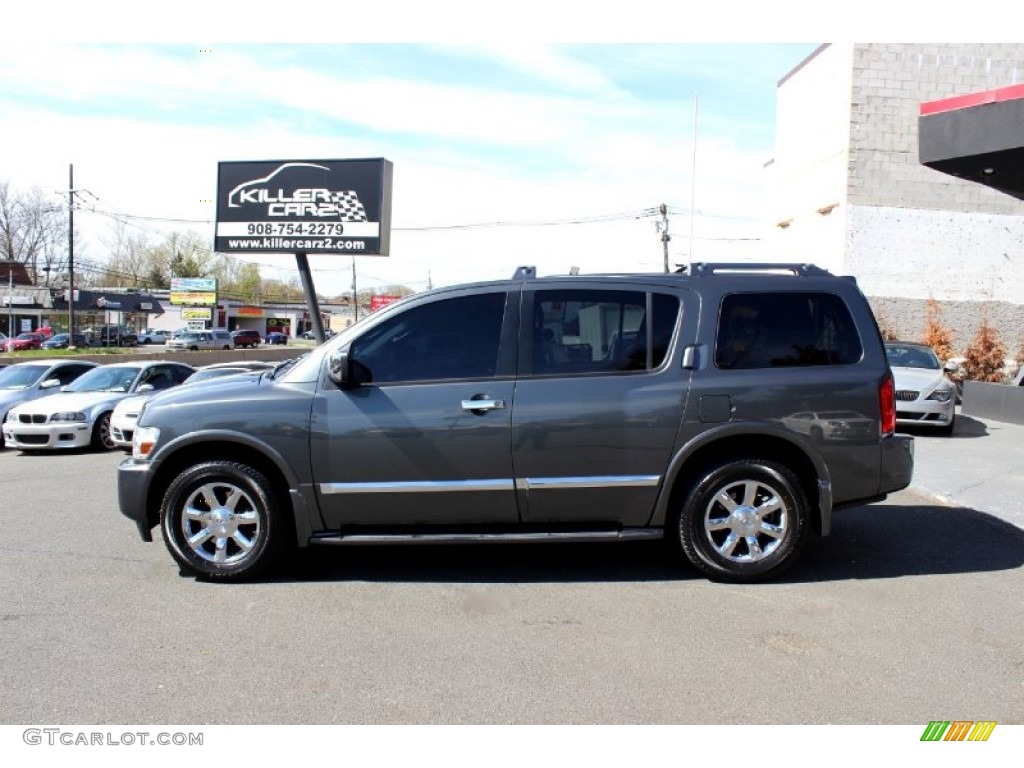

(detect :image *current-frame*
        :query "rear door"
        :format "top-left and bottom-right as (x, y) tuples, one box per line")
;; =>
(312, 286), (521, 527)
(510, 282), (692, 527)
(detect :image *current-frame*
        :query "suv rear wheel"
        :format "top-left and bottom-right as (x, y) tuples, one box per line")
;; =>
(674, 458), (808, 583)
(160, 461), (287, 581)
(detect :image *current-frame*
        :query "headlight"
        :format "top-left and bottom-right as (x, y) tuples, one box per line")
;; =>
(4, 411), (16, 423)
(49, 412), (87, 422)
(133, 426), (160, 460)
(926, 388), (954, 403)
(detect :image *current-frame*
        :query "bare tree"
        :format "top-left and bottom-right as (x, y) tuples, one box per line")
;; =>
(99, 220), (154, 287)
(0, 181), (68, 282)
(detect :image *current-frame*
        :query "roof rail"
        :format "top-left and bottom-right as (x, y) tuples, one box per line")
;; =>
(689, 262), (831, 277)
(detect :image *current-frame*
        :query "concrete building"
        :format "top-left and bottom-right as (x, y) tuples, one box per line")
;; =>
(765, 43), (1024, 354)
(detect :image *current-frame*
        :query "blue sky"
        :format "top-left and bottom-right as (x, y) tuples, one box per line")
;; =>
(0, 5), (842, 295)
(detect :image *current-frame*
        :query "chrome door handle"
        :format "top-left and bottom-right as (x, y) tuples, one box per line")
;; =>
(461, 398), (506, 412)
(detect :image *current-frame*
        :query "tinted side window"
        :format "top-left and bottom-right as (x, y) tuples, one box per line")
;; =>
(54, 365), (90, 385)
(350, 292), (507, 383)
(715, 292), (863, 369)
(532, 290), (679, 375)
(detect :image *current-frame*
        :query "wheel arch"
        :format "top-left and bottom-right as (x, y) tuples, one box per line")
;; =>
(144, 434), (313, 548)
(652, 427), (832, 536)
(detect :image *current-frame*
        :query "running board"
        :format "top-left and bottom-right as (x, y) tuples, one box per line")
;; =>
(308, 529), (663, 546)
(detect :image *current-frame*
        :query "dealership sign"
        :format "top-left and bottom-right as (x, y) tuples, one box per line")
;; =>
(214, 159), (393, 256)
(181, 307), (212, 321)
(170, 277), (217, 307)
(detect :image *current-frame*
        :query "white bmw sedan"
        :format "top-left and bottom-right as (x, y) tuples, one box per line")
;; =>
(2, 361), (194, 451)
(884, 341), (958, 435)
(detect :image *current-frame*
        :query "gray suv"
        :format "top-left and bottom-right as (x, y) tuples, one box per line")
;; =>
(118, 264), (913, 583)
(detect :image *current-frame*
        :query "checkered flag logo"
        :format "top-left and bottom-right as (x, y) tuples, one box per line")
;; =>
(331, 191), (368, 222)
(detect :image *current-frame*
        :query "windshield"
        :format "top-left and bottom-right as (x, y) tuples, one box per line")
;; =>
(885, 344), (940, 370)
(65, 366), (142, 393)
(0, 364), (49, 389)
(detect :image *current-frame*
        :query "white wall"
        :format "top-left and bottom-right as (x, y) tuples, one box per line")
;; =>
(763, 44), (854, 273)
(848, 205), (1024, 302)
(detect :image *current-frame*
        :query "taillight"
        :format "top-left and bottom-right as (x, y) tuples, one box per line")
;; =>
(880, 372), (896, 436)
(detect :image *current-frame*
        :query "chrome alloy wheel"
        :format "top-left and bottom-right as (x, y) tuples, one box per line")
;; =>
(702, 478), (788, 563)
(180, 482), (262, 564)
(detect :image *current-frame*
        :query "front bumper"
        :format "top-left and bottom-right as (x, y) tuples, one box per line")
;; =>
(2, 420), (93, 450)
(118, 458), (157, 541)
(895, 397), (955, 427)
(110, 416), (137, 449)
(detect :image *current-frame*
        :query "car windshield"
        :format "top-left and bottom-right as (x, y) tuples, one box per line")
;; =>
(0, 364), (49, 389)
(177, 333), (200, 341)
(16, 333), (39, 340)
(65, 366), (142, 393)
(885, 344), (940, 370)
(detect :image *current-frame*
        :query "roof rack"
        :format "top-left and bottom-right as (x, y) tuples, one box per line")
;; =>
(512, 266), (537, 280)
(688, 263), (831, 277)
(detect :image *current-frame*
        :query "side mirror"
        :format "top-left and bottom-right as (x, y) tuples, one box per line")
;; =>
(328, 349), (352, 387)
(137, 383), (155, 393)
(40, 378), (61, 389)
(943, 360), (959, 373)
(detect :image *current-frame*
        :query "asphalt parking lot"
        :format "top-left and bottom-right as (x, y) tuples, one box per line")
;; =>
(0, 418), (1021, 726)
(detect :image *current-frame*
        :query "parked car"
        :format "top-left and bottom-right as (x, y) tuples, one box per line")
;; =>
(3, 361), (195, 451)
(119, 263), (914, 584)
(166, 331), (232, 352)
(265, 331), (288, 345)
(884, 341), (958, 435)
(301, 329), (336, 341)
(41, 333), (90, 350)
(0, 359), (98, 448)
(88, 326), (139, 347)
(137, 329), (168, 345)
(3, 332), (46, 351)
(231, 329), (262, 349)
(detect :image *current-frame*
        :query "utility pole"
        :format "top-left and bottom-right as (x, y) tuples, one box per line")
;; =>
(659, 203), (671, 273)
(6, 266), (12, 345)
(68, 163), (76, 337)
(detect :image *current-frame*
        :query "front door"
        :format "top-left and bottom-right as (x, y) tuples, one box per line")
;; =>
(312, 288), (520, 527)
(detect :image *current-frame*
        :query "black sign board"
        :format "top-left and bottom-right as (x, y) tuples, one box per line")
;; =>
(215, 159), (393, 255)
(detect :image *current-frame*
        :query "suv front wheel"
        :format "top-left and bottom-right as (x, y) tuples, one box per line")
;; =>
(160, 461), (287, 581)
(674, 458), (808, 583)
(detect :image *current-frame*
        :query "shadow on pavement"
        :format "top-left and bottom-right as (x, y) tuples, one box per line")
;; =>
(251, 502), (1024, 586)
(897, 413), (989, 440)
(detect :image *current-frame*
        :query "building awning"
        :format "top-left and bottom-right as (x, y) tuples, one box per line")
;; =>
(51, 289), (165, 315)
(919, 84), (1024, 199)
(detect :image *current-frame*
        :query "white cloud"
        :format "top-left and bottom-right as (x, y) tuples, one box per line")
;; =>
(0, 43), (792, 296)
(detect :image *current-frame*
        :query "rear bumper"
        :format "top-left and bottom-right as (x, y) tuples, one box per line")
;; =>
(879, 433), (914, 494)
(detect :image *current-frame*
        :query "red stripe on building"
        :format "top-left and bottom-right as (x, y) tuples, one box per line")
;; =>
(921, 83), (1024, 115)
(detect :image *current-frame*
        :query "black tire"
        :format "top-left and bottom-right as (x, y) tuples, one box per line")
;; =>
(160, 461), (287, 582)
(90, 412), (116, 451)
(672, 458), (808, 583)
